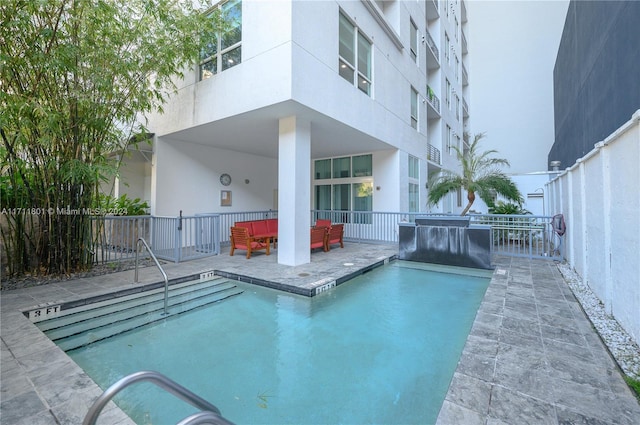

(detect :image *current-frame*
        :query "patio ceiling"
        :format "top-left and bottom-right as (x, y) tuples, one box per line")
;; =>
(161, 100), (393, 159)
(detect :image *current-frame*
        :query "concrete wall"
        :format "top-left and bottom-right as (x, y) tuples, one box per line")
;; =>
(152, 139), (278, 216)
(546, 110), (640, 346)
(550, 0), (640, 170)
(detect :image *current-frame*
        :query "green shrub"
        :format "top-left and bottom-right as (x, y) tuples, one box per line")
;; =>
(95, 194), (150, 216)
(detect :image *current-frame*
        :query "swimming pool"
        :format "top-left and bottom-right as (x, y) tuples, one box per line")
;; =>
(64, 261), (490, 424)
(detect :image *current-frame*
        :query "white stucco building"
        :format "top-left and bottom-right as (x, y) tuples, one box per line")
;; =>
(116, 0), (471, 265)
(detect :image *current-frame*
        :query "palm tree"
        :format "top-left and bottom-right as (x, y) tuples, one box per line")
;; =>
(427, 133), (522, 216)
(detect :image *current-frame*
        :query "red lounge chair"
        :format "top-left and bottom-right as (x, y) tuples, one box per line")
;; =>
(230, 226), (270, 259)
(326, 224), (344, 251)
(310, 227), (328, 252)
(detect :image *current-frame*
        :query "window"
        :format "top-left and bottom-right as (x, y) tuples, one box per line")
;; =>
(455, 94), (460, 120)
(410, 87), (418, 129)
(333, 157), (351, 178)
(410, 19), (418, 63)
(456, 187), (463, 207)
(200, 0), (242, 80)
(446, 124), (453, 154)
(444, 33), (450, 64)
(313, 154), (373, 219)
(353, 155), (372, 177)
(408, 155), (419, 179)
(454, 17), (459, 41)
(339, 12), (372, 96)
(445, 79), (451, 110)
(409, 155), (419, 213)
(315, 159), (331, 179)
(353, 182), (373, 223)
(315, 185), (331, 210)
(333, 184), (351, 211)
(409, 183), (419, 212)
(455, 55), (460, 81)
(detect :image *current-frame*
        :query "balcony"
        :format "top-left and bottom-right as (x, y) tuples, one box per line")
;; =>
(426, 0), (439, 21)
(462, 63), (469, 86)
(427, 143), (441, 165)
(461, 0), (468, 23)
(461, 30), (468, 54)
(425, 30), (440, 70)
(426, 85), (441, 118)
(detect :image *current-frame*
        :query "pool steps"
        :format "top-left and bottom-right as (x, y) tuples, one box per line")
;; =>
(36, 277), (243, 351)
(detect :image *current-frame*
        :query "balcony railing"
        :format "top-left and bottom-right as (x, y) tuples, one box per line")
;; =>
(426, 31), (440, 62)
(427, 143), (441, 165)
(462, 63), (469, 86)
(463, 97), (469, 117)
(426, 85), (441, 117)
(426, 0), (439, 20)
(461, 30), (468, 54)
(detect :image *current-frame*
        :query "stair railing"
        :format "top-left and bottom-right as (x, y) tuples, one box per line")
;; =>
(135, 237), (170, 315)
(82, 370), (234, 425)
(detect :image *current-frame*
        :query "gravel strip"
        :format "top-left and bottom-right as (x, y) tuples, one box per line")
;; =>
(557, 262), (640, 380)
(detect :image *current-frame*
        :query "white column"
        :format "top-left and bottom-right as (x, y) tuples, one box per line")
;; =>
(277, 116), (311, 266)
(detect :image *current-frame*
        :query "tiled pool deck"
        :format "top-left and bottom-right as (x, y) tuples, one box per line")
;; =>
(1, 244), (639, 424)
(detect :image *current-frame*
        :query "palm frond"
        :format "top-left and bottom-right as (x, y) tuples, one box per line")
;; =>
(427, 172), (463, 206)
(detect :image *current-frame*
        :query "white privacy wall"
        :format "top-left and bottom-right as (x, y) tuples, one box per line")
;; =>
(546, 110), (640, 345)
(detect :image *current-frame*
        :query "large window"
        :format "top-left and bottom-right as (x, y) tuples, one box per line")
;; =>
(353, 182), (373, 223)
(410, 87), (418, 130)
(409, 183), (419, 212)
(409, 155), (419, 179)
(409, 155), (419, 212)
(339, 12), (372, 96)
(410, 19), (418, 63)
(314, 154), (373, 221)
(200, 0), (242, 80)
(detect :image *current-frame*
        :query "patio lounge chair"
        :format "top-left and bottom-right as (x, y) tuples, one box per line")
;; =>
(230, 226), (270, 259)
(326, 224), (344, 250)
(315, 219), (331, 229)
(310, 227), (328, 252)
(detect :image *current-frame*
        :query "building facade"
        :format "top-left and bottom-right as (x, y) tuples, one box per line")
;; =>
(117, 0), (471, 265)
(549, 0), (640, 170)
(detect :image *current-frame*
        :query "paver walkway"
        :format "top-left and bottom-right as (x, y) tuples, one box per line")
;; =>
(1, 246), (639, 424)
(437, 256), (640, 424)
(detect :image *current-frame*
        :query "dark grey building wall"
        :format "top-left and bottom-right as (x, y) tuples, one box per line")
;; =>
(549, 1), (640, 170)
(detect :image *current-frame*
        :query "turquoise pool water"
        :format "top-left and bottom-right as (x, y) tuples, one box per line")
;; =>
(68, 261), (490, 424)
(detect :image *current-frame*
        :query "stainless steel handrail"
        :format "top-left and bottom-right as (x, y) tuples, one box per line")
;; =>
(177, 411), (235, 425)
(82, 370), (234, 425)
(135, 237), (169, 315)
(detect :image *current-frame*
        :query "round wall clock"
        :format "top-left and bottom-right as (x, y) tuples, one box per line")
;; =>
(220, 173), (232, 186)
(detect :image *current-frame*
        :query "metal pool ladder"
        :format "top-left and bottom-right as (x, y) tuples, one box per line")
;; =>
(82, 370), (235, 425)
(135, 237), (170, 315)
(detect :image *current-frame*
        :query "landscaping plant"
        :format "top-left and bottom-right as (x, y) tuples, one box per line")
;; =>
(0, 0), (223, 276)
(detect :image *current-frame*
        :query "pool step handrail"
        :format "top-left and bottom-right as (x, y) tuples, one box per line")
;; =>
(82, 370), (234, 425)
(135, 237), (170, 315)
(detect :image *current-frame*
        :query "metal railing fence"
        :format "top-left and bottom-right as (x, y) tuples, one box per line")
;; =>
(90, 214), (221, 264)
(88, 210), (563, 265)
(217, 210), (278, 244)
(468, 213), (564, 259)
(90, 216), (152, 263)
